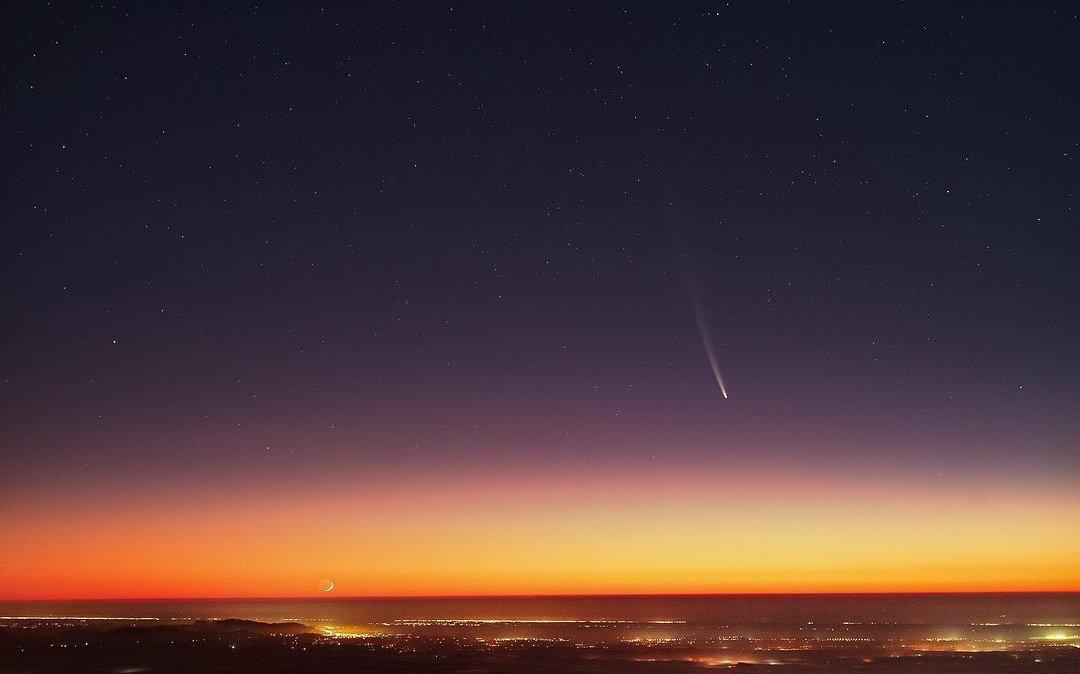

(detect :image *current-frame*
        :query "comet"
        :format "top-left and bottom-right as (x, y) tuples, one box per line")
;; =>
(663, 184), (730, 399)
(681, 267), (729, 398)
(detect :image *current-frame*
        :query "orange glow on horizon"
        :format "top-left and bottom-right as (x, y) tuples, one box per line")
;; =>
(3, 466), (1078, 600)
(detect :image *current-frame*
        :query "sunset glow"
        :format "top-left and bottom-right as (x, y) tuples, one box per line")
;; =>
(4, 461), (1077, 599)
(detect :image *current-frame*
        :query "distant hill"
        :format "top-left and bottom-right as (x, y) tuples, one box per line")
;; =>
(109, 619), (310, 637)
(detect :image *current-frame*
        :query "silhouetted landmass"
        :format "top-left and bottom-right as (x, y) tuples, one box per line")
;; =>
(2, 618), (1078, 673)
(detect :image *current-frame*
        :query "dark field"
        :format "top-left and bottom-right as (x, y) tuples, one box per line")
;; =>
(2, 617), (1078, 673)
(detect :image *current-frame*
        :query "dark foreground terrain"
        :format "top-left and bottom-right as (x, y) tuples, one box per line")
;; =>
(2, 619), (1078, 673)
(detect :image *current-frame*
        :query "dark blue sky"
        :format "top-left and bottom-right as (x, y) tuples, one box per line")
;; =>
(3, 1), (1077, 495)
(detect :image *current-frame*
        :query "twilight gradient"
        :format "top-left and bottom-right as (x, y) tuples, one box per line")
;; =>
(2, 2), (1079, 599)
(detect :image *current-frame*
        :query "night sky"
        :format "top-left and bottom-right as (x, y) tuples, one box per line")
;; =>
(2, 2), (1078, 598)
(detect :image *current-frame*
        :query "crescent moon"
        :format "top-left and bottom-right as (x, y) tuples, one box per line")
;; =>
(320, 578), (334, 592)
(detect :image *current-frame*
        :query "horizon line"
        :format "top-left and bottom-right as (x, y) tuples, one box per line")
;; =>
(4, 589), (1079, 602)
